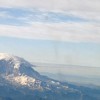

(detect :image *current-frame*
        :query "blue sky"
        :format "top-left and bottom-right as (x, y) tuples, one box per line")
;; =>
(0, 36), (100, 67)
(0, 0), (100, 67)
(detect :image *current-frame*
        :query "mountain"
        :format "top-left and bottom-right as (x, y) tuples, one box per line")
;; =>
(0, 53), (100, 100)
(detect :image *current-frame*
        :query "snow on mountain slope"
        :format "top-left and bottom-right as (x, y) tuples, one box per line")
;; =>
(0, 53), (33, 69)
(0, 53), (41, 87)
(0, 53), (63, 89)
(0, 53), (37, 75)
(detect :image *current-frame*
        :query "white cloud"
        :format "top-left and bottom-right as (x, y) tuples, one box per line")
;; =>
(0, 0), (100, 12)
(0, 22), (100, 42)
(0, 0), (100, 22)
(66, 11), (100, 22)
(0, 0), (100, 43)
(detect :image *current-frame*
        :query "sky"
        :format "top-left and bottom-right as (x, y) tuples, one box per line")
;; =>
(0, 0), (100, 67)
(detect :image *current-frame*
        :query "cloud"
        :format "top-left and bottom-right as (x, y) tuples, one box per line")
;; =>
(0, 0), (100, 43)
(0, 22), (100, 42)
(0, 11), (13, 18)
(0, 0), (100, 12)
(0, 8), (87, 24)
(0, 0), (100, 22)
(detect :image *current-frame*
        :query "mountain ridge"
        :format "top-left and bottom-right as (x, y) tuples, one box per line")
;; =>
(0, 53), (100, 100)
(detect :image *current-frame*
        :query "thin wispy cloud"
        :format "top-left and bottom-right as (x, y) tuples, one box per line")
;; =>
(0, 0), (100, 43)
(0, 0), (100, 22)
(0, 22), (100, 42)
(0, 8), (86, 23)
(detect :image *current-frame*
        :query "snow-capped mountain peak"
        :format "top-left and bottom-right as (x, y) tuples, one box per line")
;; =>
(0, 53), (43, 87)
(0, 53), (68, 91)
(0, 53), (40, 83)
(0, 53), (14, 60)
(0, 53), (99, 100)
(0, 53), (34, 72)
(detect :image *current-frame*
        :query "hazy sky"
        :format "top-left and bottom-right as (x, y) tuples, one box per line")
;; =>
(0, 0), (100, 67)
